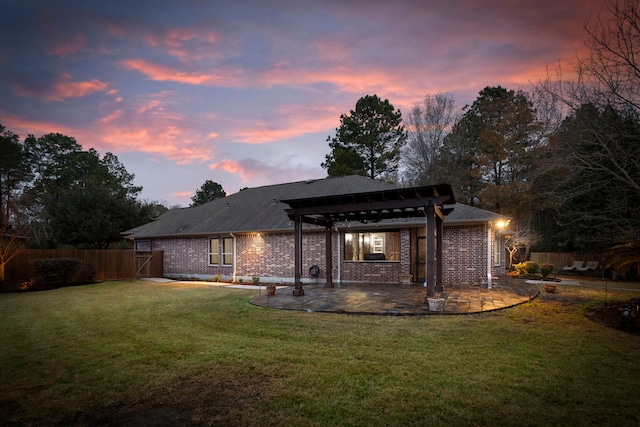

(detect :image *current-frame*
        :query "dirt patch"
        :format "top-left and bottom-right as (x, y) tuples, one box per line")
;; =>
(72, 366), (282, 426)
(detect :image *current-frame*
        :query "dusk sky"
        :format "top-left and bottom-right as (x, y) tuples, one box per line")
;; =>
(0, 0), (609, 206)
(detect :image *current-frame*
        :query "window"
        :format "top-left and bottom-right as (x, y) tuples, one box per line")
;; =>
(135, 240), (151, 251)
(209, 236), (234, 266)
(493, 234), (502, 266)
(344, 231), (400, 261)
(209, 238), (219, 265)
(222, 237), (233, 265)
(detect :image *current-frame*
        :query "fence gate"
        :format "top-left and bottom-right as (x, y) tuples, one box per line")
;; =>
(135, 251), (153, 278)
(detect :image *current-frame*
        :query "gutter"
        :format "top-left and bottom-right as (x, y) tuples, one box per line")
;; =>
(334, 224), (341, 284)
(230, 233), (237, 282)
(487, 221), (493, 289)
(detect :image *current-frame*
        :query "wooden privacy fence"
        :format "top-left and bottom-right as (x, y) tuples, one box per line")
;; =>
(4, 249), (163, 283)
(530, 252), (603, 270)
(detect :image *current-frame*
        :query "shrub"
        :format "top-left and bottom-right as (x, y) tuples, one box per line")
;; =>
(30, 258), (82, 285)
(252, 277), (260, 285)
(540, 263), (554, 278)
(513, 261), (540, 277)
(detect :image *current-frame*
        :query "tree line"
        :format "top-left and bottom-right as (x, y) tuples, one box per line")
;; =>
(322, 0), (640, 256)
(0, 126), (228, 282)
(0, 130), (172, 282)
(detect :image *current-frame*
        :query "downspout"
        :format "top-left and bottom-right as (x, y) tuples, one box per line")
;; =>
(487, 222), (492, 289)
(230, 233), (237, 282)
(334, 224), (341, 285)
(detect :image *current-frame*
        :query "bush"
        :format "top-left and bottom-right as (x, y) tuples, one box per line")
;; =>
(30, 258), (82, 285)
(540, 263), (554, 278)
(513, 261), (540, 277)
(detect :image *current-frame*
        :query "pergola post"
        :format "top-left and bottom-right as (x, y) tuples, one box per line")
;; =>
(293, 215), (304, 296)
(436, 214), (444, 292)
(425, 201), (436, 297)
(325, 224), (333, 288)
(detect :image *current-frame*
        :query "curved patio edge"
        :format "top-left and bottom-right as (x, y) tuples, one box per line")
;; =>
(249, 282), (540, 316)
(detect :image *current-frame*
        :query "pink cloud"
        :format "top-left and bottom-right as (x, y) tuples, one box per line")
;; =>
(99, 123), (212, 164)
(171, 190), (193, 199)
(142, 28), (219, 61)
(119, 59), (235, 85)
(210, 159), (256, 181)
(231, 103), (342, 144)
(209, 158), (324, 186)
(0, 115), (81, 140)
(99, 110), (122, 124)
(13, 72), (108, 101)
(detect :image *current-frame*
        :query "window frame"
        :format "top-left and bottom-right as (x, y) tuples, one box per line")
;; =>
(343, 230), (400, 261)
(209, 236), (234, 266)
(493, 234), (503, 266)
(209, 237), (220, 265)
(222, 237), (234, 266)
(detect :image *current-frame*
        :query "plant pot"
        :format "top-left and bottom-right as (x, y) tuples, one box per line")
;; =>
(266, 284), (276, 296)
(427, 297), (445, 312)
(544, 284), (557, 293)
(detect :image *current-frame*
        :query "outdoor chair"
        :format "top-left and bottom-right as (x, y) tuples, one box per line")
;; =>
(561, 260), (585, 272)
(576, 261), (599, 272)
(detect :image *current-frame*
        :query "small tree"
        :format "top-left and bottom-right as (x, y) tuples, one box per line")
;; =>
(190, 180), (226, 207)
(322, 95), (407, 180)
(504, 229), (541, 270)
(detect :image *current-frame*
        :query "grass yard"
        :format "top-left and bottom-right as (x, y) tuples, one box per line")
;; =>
(1, 280), (639, 426)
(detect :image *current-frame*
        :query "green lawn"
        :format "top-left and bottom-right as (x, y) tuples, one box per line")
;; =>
(1, 280), (639, 426)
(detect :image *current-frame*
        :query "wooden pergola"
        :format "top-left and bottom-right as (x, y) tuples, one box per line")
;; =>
(282, 184), (455, 298)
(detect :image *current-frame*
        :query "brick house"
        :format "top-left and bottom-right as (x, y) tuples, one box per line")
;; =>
(123, 175), (508, 289)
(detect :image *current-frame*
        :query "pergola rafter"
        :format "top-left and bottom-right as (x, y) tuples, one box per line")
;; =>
(282, 184), (456, 299)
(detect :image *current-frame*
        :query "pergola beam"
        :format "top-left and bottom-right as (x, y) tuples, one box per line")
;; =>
(282, 185), (455, 299)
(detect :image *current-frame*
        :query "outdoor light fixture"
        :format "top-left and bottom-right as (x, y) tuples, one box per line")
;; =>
(495, 219), (510, 229)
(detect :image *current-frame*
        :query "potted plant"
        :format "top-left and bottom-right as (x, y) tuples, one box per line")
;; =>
(427, 296), (445, 312)
(539, 263), (557, 292)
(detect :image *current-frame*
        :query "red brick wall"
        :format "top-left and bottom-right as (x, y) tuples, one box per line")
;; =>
(150, 225), (501, 285)
(443, 224), (487, 285)
(153, 237), (233, 278)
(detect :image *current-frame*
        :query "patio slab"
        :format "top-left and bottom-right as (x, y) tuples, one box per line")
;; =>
(250, 281), (540, 315)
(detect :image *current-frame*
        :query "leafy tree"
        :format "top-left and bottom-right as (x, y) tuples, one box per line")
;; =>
(322, 95), (407, 180)
(190, 180), (226, 207)
(138, 200), (171, 220)
(438, 115), (483, 206)
(24, 134), (144, 249)
(402, 93), (457, 185)
(0, 125), (31, 282)
(440, 86), (540, 220)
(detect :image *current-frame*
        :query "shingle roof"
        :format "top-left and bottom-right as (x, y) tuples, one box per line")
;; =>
(123, 176), (506, 239)
(123, 176), (397, 238)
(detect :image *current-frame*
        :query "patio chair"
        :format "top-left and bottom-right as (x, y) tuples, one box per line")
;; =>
(561, 260), (585, 272)
(576, 261), (599, 273)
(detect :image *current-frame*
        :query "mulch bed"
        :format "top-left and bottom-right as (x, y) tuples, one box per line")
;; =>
(585, 299), (640, 335)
